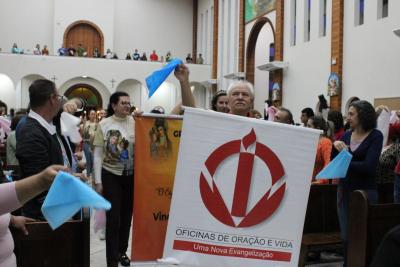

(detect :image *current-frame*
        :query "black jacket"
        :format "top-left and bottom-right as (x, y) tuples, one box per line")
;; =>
(16, 117), (67, 219)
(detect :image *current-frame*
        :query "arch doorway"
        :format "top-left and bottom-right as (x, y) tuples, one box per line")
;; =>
(64, 84), (103, 109)
(63, 20), (104, 57)
(246, 17), (275, 85)
(246, 16), (275, 113)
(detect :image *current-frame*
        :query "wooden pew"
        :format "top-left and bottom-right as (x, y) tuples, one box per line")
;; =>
(298, 184), (342, 267)
(377, 182), (394, 203)
(11, 208), (90, 267)
(347, 190), (400, 267)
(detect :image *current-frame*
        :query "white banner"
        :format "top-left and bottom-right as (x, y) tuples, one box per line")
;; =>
(163, 108), (320, 267)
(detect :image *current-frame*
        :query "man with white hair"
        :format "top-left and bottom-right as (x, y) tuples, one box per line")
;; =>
(226, 80), (255, 117)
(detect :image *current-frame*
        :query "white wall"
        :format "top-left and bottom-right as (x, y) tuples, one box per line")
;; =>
(0, 0), (192, 60)
(16, 74), (46, 109)
(282, 0), (332, 123)
(191, 82), (210, 109)
(54, 0), (115, 54)
(0, 74), (16, 110)
(144, 82), (177, 113)
(254, 25), (274, 113)
(342, 0), (400, 111)
(218, 0), (240, 91)
(281, 0), (400, 120)
(113, 0), (193, 60)
(116, 79), (142, 110)
(245, 12), (276, 114)
(0, 0), (54, 54)
(0, 54), (211, 111)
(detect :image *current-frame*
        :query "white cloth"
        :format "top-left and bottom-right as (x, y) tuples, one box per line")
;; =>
(377, 109), (390, 146)
(60, 112), (82, 143)
(390, 111), (400, 124)
(28, 110), (56, 135)
(93, 146), (103, 185)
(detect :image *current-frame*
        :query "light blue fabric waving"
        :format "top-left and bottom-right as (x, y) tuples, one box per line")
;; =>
(42, 171), (111, 230)
(146, 59), (183, 98)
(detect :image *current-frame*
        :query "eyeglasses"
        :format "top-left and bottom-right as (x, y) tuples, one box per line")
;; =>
(55, 94), (67, 102)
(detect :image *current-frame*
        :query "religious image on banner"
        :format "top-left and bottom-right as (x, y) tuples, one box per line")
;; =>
(132, 115), (182, 262)
(103, 129), (131, 173)
(327, 73), (340, 96)
(163, 108), (320, 267)
(149, 117), (172, 159)
(245, 0), (276, 23)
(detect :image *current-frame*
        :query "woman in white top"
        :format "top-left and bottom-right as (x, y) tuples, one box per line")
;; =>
(93, 92), (134, 267)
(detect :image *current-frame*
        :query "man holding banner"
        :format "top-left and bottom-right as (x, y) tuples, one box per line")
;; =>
(153, 72), (321, 266)
(162, 107), (321, 267)
(226, 80), (254, 117)
(94, 63), (194, 267)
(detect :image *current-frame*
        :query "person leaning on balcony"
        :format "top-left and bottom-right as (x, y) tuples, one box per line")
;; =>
(150, 50), (158, 61)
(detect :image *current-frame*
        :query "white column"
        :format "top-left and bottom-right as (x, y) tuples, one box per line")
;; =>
(217, 0), (225, 88)
(222, 0), (230, 90)
(207, 5), (213, 64)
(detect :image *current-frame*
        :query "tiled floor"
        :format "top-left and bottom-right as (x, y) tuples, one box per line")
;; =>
(89, 219), (342, 267)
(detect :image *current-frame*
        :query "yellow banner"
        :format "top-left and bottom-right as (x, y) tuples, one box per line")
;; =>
(131, 115), (182, 261)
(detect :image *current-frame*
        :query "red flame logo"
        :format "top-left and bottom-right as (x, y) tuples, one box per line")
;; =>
(199, 129), (286, 227)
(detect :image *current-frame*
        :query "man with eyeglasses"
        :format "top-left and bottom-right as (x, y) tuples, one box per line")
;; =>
(16, 79), (85, 220)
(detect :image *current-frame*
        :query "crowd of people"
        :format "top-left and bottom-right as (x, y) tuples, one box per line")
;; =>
(0, 64), (194, 267)
(0, 62), (399, 267)
(3, 43), (206, 64)
(9, 43), (50, 55)
(209, 78), (400, 266)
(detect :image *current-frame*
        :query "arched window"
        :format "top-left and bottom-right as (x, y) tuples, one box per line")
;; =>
(64, 84), (103, 109)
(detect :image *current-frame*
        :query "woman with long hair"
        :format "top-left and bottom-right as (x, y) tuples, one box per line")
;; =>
(93, 92), (135, 267)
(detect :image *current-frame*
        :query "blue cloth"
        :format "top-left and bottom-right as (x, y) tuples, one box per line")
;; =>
(41, 171), (111, 230)
(316, 150), (353, 179)
(334, 129), (383, 190)
(145, 59), (183, 98)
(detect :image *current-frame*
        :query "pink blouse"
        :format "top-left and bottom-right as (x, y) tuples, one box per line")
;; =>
(0, 182), (21, 267)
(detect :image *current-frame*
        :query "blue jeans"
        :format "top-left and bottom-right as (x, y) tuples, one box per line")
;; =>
(395, 174), (400, 203)
(83, 142), (93, 176)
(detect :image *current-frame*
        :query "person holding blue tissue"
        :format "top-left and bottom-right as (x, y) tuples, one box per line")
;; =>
(0, 165), (67, 267)
(332, 100), (383, 266)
